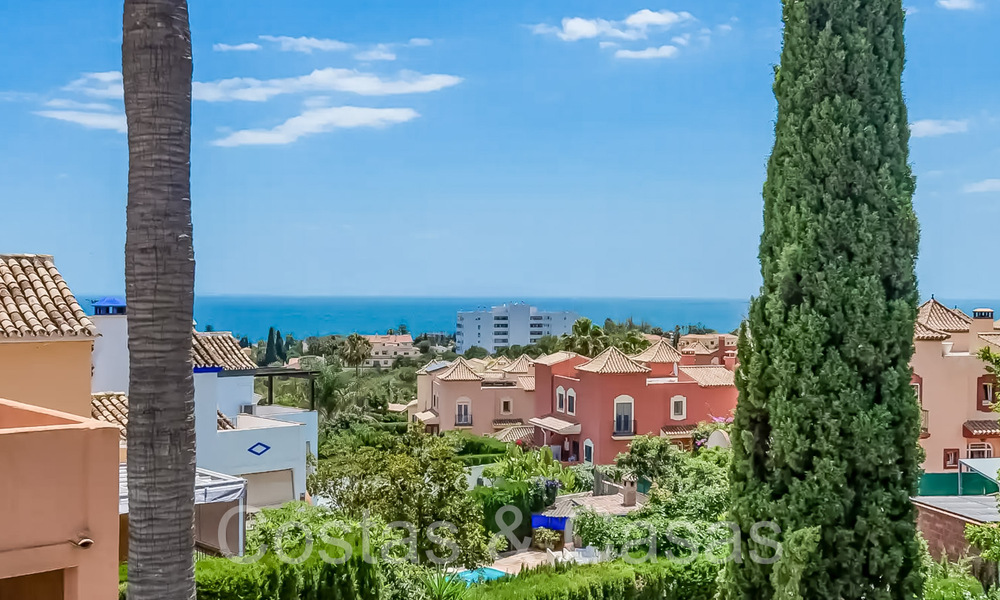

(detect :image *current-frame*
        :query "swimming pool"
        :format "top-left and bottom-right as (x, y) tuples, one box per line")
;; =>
(456, 567), (507, 584)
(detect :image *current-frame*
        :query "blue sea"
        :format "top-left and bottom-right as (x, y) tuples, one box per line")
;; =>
(79, 296), (996, 342)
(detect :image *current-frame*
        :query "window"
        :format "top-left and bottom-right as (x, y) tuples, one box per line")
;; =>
(944, 448), (960, 469)
(614, 395), (634, 436)
(432, 393), (438, 409)
(911, 382), (921, 404)
(671, 395), (687, 421)
(583, 439), (594, 464)
(556, 386), (565, 412)
(567, 389), (576, 415)
(456, 402), (471, 426)
(983, 382), (995, 411)
(969, 443), (994, 459)
(501, 399), (512, 414)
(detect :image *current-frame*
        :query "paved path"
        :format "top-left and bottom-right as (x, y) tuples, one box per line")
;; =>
(490, 550), (550, 574)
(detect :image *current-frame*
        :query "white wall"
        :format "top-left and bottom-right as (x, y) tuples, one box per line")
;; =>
(216, 375), (255, 417)
(456, 304), (579, 353)
(91, 315), (130, 393)
(252, 405), (319, 461)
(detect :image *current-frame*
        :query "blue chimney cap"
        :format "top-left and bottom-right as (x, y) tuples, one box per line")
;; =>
(93, 296), (127, 308)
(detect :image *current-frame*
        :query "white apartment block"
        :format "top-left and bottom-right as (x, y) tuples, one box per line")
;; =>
(456, 302), (578, 353)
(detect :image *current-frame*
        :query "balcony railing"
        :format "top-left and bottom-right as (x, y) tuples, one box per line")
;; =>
(613, 418), (636, 437)
(455, 414), (473, 427)
(921, 409), (929, 434)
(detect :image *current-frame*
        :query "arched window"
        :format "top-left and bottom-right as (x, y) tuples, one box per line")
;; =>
(583, 439), (594, 464)
(556, 386), (565, 412)
(670, 395), (687, 421)
(567, 388), (576, 415)
(613, 395), (634, 436)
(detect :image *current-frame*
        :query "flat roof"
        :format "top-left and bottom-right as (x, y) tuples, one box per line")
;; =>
(912, 495), (1000, 524)
(119, 464), (246, 514)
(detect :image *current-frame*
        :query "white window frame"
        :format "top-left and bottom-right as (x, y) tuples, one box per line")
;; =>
(583, 439), (594, 464)
(969, 442), (994, 459)
(567, 388), (576, 416)
(670, 395), (687, 421)
(500, 398), (513, 415)
(984, 382), (995, 410)
(556, 386), (565, 413)
(456, 400), (471, 426)
(613, 395), (634, 435)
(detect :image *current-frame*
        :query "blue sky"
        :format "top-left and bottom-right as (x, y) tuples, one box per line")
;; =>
(1, 0), (998, 298)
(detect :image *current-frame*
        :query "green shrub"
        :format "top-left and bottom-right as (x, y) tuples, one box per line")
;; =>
(923, 573), (984, 600)
(460, 453), (506, 467)
(467, 558), (718, 600)
(446, 431), (509, 456)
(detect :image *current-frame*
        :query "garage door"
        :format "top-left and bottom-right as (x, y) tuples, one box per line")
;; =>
(243, 469), (295, 509)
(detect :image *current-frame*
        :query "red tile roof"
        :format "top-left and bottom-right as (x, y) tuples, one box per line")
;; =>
(575, 346), (651, 374)
(192, 331), (258, 371)
(0, 254), (96, 339)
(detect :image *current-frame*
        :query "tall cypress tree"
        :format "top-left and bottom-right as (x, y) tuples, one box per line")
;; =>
(275, 329), (287, 363)
(725, 2), (921, 599)
(262, 326), (278, 365)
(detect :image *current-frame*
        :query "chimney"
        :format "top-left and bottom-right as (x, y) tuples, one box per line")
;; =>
(724, 351), (737, 371)
(680, 349), (697, 366)
(972, 308), (995, 334)
(622, 474), (637, 507)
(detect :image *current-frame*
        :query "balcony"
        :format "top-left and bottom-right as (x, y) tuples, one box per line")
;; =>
(921, 409), (929, 438)
(613, 418), (637, 438)
(455, 414), (473, 427)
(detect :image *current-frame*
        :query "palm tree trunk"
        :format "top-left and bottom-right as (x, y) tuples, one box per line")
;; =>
(123, 1), (196, 599)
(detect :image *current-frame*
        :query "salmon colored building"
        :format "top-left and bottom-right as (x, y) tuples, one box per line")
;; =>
(0, 398), (120, 599)
(0, 255), (97, 417)
(677, 333), (739, 366)
(411, 355), (536, 436)
(530, 341), (738, 465)
(912, 299), (1000, 492)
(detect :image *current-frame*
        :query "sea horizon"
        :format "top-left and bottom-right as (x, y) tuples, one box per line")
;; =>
(79, 294), (998, 343)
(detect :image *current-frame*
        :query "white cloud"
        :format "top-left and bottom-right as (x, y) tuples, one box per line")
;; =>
(259, 35), (352, 53)
(599, 41), (619, 49)
(34, 110), (126, 132)
(905, 6), (919, 14)
(937, 0), (978, 9)
(910, 119), (969, 137)
(193, 68), (462, 102)
(302, 96), (332, 108)
(64, 72), (123, 99)
(717, 24), (733, 33)
(624, 9), (693, 29)
(212, 106), (418, 147)
(213, 42), (262, 52)
(43, 99), (116, 111)
(671, 34), (691, 46)
(408, 38), (433, 47)
(354, 45), (397, 61)
(533, 9), (695, 42)
(615, 45), (679, 60)
(964, 179), (1000, 193)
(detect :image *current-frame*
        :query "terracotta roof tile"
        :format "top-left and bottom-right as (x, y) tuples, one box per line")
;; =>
(680, 341), (713, 355)
(362, 334), (413, 345)
(192, 331), (258, 371)
(980, 333), (1000, 349)
(0, 254), (97, 339)
(679, 365), (736, 387)
(631, 339), (682, 364)
(533, 351), (580, 366)
(492, 425), (535, 444)
(437, 357), (484, 381)
(517, 375), (536, 391)
(918, 299), (972, 333)
(915, 321), (950, 341)
(492, 418), (524, 427)
(501, 354), (533, 374)
(576, 346), (651, 374)
(92, 392), (234, 441)
(965, 420), (1000, 437)
(661, 424), (698, 436)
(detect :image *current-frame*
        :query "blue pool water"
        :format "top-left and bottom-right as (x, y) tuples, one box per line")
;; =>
(457, 567), (507, 584)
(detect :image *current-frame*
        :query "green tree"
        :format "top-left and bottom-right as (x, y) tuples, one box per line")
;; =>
(724, 2), (922, 599)
(238, 335), (250, 348)
(340, 333), (373, 376)
(274, 328), (286, 363)
(123, 0), (197, 597)
(310, 428), (494, 567)
(608, 329), (651, 355)
(262, 326), (278, 365)
(464, 346), (489, 359)
(560, 318), (608, 358)
(671, 325), (681, 348)
(535, 335), (561, 355)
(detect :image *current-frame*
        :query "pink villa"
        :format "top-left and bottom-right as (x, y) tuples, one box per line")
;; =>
(411, 355), (536, 437)
(411, 337), (739, 464)
(912, 299), (1000, 493)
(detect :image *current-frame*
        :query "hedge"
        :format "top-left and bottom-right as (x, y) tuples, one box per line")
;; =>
(461, 453), (506, 467)
(467, 558), (720, 600)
